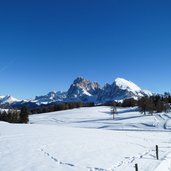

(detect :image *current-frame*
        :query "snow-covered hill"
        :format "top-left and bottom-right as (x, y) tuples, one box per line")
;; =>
(1, 106), (171, 171)
(30, 106), (171, 131)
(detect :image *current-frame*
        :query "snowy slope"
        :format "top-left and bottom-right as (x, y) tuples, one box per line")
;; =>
(0, 120), (171, 171)
(1, 107), (171, 171)
(30, 106), (171, 131)
(115, 78), (141, 92)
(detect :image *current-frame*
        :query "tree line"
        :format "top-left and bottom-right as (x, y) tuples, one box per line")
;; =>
(30, 102), (95, 114)
(0, 102), (95, 123)
(108, 92), (171, 115)
(0, 106), (29, 123)
(138, 94), (170, 115)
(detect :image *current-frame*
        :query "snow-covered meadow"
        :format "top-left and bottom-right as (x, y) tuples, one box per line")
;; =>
(30, 106), (171, 131)
(0, 106), (171, 171)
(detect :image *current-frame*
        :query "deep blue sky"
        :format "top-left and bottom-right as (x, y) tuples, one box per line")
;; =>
(0, 0), (171, 99)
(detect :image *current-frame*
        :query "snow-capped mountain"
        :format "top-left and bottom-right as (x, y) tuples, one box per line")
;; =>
(35, 91), (67, 104)
(66, 77), (152, 102)
(0, 95), (20, 104)
(0, 77), (153, 107)
(98, 78), (152, 102)
(67, 77), (101, 102)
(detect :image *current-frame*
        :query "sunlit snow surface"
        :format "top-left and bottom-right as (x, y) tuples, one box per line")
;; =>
(115, 78), (141, 92)
(30, 106), (171, 131)
(0, 106), (171, 171)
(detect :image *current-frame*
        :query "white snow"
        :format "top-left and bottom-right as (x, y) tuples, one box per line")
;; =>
(0, 106), (171, 171)
(154, 153), (171, 171)
(30, 106), (171, 131)
(115, 78), (141, 92)
(0, 95), (5, 99)
(142, 89), (153, 96)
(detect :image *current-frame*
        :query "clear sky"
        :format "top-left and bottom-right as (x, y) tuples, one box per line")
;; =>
(0, 0), (171, 99)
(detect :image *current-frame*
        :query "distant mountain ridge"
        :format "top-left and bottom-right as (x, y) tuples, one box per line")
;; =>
(35, 91), (67, 104)
(0, 77), (152, 107)
(0, 95), (20, 104)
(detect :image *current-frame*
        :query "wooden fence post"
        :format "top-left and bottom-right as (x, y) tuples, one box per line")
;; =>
(135, 163), (138, 171)
(156, 145), (159, 160)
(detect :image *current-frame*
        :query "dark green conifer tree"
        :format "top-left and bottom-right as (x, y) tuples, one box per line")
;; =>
(20, 106), (29, 123)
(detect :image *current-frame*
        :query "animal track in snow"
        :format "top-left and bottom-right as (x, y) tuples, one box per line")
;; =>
(109, 149), (152, 170)
(41, 148), (75, 167)
(41, 148), (108, 171)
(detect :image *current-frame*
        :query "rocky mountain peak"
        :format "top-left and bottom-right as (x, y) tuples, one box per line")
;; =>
(67, 77), (101, 101)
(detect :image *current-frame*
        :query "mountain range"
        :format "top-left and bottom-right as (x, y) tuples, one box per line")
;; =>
(0, 77), (152, 108)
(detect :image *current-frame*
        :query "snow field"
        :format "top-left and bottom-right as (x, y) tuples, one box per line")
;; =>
(0, 106), (171, 171)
